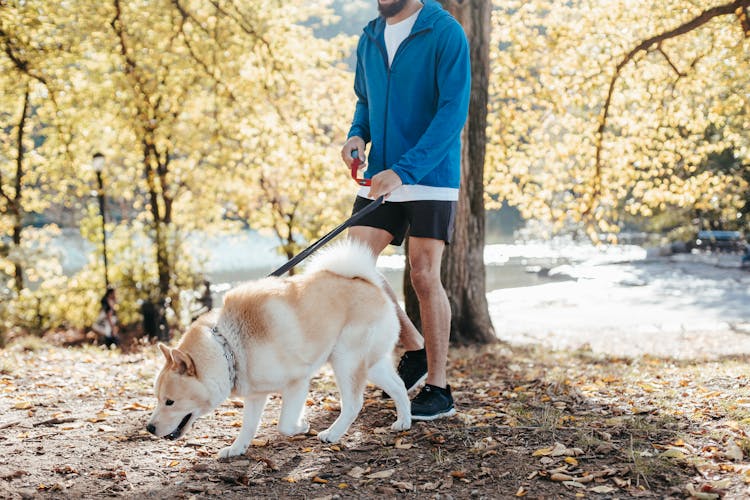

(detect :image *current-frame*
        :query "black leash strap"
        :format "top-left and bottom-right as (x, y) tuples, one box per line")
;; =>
(268, 195), (384, 277)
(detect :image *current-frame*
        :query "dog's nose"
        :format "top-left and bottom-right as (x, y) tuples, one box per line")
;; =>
(146, 423), (156, 435)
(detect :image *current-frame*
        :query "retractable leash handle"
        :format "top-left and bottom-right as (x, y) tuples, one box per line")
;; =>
(351, 150), (371, 186)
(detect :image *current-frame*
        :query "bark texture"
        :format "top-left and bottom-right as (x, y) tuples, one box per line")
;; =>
(405, 0), (496, 345)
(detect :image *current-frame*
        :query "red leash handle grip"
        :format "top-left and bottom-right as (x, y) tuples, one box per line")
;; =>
(350, 151), (371, 186)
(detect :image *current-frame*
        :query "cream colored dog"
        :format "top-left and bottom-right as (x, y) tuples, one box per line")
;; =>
(146, 240), (411, 458)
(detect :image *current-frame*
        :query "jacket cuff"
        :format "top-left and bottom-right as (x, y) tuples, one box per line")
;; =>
(348, 127), (369, 143)
(390, 165), (414, 185)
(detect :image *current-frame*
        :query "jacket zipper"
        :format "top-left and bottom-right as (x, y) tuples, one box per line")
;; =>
(366, 27), (431, 173)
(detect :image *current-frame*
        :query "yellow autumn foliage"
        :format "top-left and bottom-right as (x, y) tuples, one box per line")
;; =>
(487, 0), (748, 240)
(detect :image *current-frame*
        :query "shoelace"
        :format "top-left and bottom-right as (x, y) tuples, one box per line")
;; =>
(412, 386), (435, 404)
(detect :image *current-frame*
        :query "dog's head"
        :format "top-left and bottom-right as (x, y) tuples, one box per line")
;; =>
(147, 343), (214, 440)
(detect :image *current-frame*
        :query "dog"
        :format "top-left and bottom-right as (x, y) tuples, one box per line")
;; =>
(146, 240), (411, 458)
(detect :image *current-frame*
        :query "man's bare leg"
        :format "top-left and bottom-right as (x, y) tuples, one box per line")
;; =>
(407, 236), (450, 388)
(348, 226), (424, 351)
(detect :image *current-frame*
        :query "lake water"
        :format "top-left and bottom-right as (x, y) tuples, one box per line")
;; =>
(54, 228), (647, 302)
(207, 259), (558, 302)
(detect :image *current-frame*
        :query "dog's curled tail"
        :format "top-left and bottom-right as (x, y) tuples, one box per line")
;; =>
(304, 239), (382, 286)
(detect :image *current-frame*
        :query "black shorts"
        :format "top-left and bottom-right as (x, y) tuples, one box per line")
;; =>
(351, 196), (457, 246)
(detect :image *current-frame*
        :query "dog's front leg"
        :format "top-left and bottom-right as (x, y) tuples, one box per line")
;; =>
(278, 378), (311, 436)
(218, 395), (267, 459)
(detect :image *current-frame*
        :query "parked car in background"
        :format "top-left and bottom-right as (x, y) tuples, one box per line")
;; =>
(694, 230), (745, 253)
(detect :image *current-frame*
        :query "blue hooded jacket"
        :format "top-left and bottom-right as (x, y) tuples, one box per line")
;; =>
(348, 0), (471, 189)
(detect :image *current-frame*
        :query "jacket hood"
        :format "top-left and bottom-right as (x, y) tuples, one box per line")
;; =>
(364, 0), (449, 38)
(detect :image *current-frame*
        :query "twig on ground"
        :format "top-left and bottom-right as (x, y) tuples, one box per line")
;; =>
(33, 417), (77, 427)
(0, 420), (21, 430)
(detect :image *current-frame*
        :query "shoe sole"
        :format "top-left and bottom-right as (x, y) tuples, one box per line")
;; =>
(411, 407), (457, 421)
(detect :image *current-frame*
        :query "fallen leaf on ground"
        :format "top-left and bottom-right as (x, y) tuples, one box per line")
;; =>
(347, 466), (366, 478)
(391, 480), (413, 491)
(367, 469), (395, 479)
(394, 437), (413, 449)
(724, 441), (743, 461)
(660, 448), (686, 460)
(589, 485), (616, 493)
(550, 473), (575, 482)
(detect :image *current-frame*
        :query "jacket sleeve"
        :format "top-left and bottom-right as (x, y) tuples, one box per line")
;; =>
(348, 36), (371, 143)
(390, 22), (470, 184)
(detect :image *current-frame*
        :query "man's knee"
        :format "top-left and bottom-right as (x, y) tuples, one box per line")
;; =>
(408, 241), (445, 298)
(409, 265), (442, 298)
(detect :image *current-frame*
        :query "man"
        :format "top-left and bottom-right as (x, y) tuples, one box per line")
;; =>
(341, 0), (470, 420)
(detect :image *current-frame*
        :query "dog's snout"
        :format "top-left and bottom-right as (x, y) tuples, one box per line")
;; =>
(146, 423), (156, 435)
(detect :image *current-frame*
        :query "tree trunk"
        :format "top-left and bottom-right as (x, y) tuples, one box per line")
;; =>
(113, 0), (175, 308)
(144, 140), (172, 301)
(404, 0), (496, 345)
(11, 87), (30, 293)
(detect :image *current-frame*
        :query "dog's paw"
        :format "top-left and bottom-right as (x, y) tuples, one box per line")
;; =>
(391, 418), (411, 432)
(278, 419), (310, 436)
(217, 444), (246, 459)
(316, 428), (342, 443)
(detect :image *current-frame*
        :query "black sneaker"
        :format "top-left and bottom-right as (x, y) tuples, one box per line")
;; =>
(397, 348), (428, 393)
(411, 384), (456, 421)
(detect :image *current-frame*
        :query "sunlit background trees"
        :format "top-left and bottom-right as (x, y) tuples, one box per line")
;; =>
(487, 0), (749, 241)
(1, 0), (747, 343)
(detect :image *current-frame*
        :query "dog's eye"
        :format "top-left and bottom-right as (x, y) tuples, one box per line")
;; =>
(165, 399), (174, 406)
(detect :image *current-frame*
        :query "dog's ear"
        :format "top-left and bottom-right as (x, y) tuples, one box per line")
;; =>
(170, 348), (197, 377)
(158, 343), (172, 365)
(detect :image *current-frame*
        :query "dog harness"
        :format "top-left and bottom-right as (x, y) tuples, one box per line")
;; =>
(211, 326), (237, 391)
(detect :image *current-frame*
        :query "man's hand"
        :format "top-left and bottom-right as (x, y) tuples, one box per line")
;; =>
(369, 169), (402, 199)
(341, 136), (366, 169)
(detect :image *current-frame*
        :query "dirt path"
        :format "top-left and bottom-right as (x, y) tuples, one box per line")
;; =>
(2, 338), (750, 498)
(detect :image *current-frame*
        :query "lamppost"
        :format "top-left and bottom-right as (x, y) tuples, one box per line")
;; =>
(92, 152), (109, 288)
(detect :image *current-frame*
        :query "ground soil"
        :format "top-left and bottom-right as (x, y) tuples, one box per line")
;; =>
(2, 333), (750, 499)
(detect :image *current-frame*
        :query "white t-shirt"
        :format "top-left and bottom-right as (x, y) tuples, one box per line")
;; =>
(358, 6), (459, 202)
(384, 7), (421, 67)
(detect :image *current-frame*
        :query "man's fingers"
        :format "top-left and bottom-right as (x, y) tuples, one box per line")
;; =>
(341, 143), (364, 168)
(341, 147), (352, 166)
(342, 136), (365, 168)
(367, 188), (390, 199)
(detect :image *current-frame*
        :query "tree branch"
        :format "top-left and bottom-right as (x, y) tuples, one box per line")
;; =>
(171, 0), (239, 102)
(13, 85), (29, 213)
(208, 0), (272, 51)
(0, 27), (50, 90)
(587, 0), (750, 217)
(656, 43), (687, 77)
(0, 18), (76, 191)
(739, 6), (750, 34)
